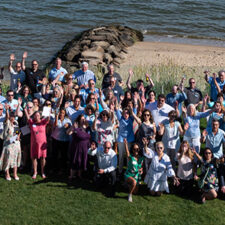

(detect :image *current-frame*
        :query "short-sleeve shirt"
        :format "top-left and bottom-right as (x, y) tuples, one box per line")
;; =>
(51, 117), (72, 142)
(49, 66), (68, 82)
(102, 72), (122, 89)
(208, 77), (225, 101)
(66, 105), (84, 124)
(184, 87), (203, 106)
(73, 69), (96, 86)
(10, 68), (26, 92)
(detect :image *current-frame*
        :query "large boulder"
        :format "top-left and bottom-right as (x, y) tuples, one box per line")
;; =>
(46, 25), (143, 73)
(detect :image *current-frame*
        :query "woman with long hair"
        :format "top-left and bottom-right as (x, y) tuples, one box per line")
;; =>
(67, 114), (91, 179)
(193, 148), (219, 203)
(176, 141), (194, 196)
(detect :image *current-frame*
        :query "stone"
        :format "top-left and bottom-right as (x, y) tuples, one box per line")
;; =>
(91, 41), (110, 49)
(46, 25), (143, 71)
(103, 53), (113, 64)
(81, 50), (104, 60)
(89, 45), (105, 53)
(80, 39), (91, 46)
(88, 35), (106, 41)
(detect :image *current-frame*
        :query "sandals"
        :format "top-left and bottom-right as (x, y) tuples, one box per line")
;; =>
(32, 174), (37, 179)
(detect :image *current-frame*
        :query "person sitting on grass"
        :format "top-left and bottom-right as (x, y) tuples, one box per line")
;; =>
(192, 148), (219, 204)
(144, 141), (179, 196)
(124, 139), (145, 202)
(176, 141), (194, 196)
(89, 141), (117, 197)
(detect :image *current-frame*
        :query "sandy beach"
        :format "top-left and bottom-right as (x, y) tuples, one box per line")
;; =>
(120, 41), (225, 68)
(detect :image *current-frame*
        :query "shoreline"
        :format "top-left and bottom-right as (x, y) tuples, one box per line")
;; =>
(119, 41), (225, 69)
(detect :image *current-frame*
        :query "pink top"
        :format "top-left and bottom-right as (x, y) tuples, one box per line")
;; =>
(29, 118), (49, 159)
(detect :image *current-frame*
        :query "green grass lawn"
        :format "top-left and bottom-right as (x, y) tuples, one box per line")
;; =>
(0, 171), (225, 225)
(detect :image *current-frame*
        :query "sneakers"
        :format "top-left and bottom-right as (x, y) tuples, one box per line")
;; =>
(42, 174), (46, 179)
(128, 194), (133, 202)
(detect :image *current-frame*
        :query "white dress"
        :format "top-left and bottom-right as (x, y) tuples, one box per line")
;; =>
(144, 153), (175, 193)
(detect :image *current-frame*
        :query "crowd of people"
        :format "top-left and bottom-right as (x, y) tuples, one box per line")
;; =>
(0, 51), (225, 204)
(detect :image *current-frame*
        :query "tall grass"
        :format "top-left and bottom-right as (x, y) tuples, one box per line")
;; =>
(116, 59), (222, 95)
(88, 60), (222, 96)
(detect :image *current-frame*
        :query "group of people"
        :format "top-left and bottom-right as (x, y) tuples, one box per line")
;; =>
(0, 51), (225, 204)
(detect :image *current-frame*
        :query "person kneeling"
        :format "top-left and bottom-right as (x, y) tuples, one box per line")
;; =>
(88, 141), (117, 197)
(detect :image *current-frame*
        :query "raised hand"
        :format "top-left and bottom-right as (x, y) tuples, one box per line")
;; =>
(184, 123), (189, 131)
(202, 129), (208, 137)
(99, 88), (102, 97)
(213, 72), (217, 80)
(64, 101), (70, 108)
(128, 69), (134, 77)
(142, 137), (148, 146)
(10, 54), (15, 61)
(22, 51), (28, 59)
(17, 97), (22, 105)
(182, 106), (187, 114)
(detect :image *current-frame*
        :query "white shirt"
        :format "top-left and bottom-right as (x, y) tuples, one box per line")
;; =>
(88, 147), (117, 173)
(146, 101), (173, 129)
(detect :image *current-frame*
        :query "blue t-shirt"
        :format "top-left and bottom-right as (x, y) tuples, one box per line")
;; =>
(116, 109), (135, 142)
(49, 67), (68, 82)
(208, 77), (225, 101)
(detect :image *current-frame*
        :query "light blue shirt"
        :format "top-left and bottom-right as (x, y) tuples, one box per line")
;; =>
(10, 68), (26, 92)
(73, 69), (96, 86)
(49, 66), (68, 82)
(184, 111), (211, 138)
(80, 88), (105, 105)
(208, 77), (225, 101)
(51, 117), (72, 142)
(66, 105), (84, 124)
(166, 92), (187, 115)
(116, 109), (135, 143)
(206, 128), (225, 159)
(3, 99), (20, 112)
(0, 95), (6, 103)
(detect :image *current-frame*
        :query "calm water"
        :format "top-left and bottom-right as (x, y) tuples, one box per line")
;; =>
(0, 0), (225, 68)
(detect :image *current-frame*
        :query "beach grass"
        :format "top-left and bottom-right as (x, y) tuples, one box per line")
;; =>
(93, 59), (222, 96)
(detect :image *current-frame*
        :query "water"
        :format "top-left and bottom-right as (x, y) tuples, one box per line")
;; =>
(0, 0), (225, 68)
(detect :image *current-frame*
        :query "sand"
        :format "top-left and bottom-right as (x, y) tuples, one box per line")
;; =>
(120, 41), (225, 68)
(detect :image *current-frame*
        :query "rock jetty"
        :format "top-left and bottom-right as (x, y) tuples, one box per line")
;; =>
(47, 25), (143, 72)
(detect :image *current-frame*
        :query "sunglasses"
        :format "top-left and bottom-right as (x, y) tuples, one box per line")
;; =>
(0, 108), (3, 110)
(105, 147), (110, 149)
(102, 114), (108, 116)
(205, 152), (212, 155)
(144, 114), (150, 117)
(27, 106), (33, 109)
(133, 147), (139, 151)
(32, 63), (38, 66)
(7, 94), (14, 97)
(157, 147), (163, 150)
